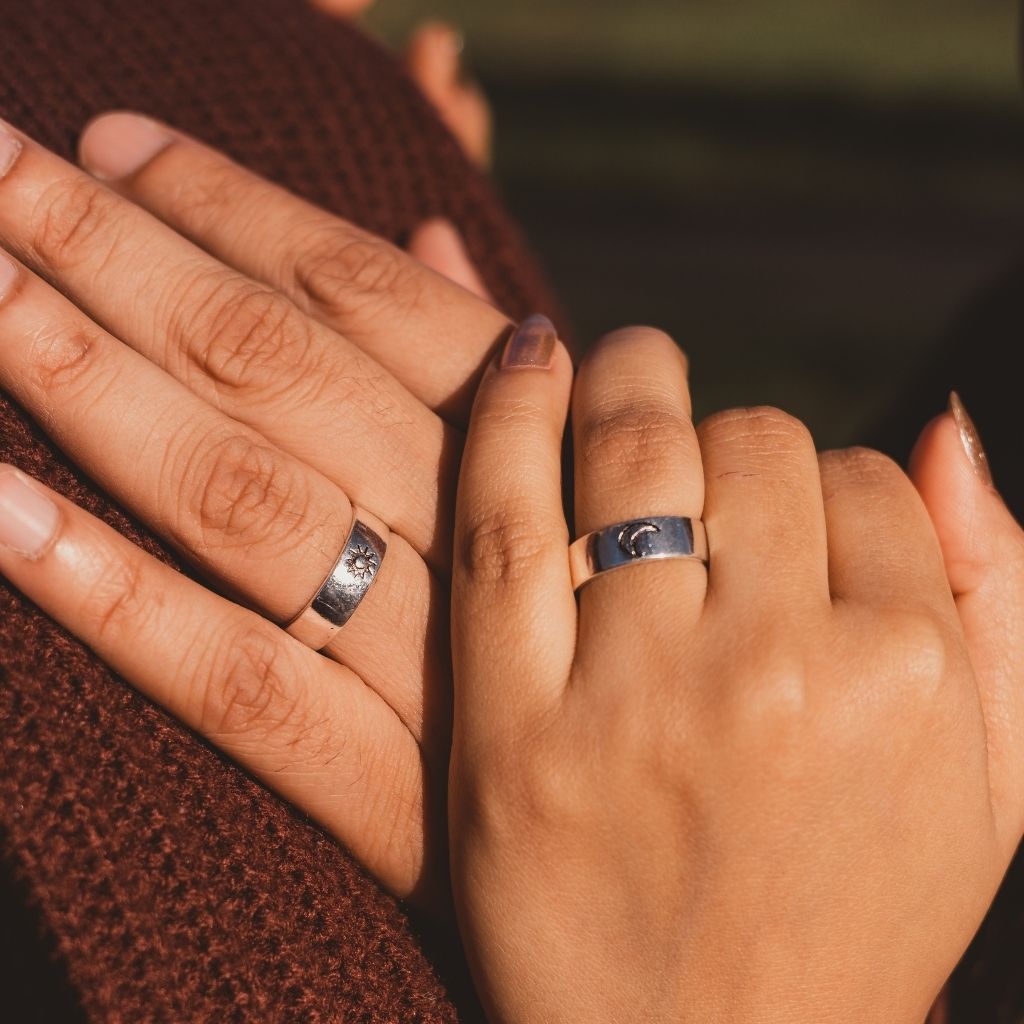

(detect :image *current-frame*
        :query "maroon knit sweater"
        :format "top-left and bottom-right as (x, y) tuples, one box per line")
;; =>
(0, 2), (558, 1020)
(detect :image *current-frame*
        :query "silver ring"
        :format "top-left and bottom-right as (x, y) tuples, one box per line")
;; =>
(569, 515), (708, 591)
(285, 507), (389, 651)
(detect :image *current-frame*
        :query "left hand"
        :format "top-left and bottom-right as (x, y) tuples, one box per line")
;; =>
(448, 322), (1024, 1022)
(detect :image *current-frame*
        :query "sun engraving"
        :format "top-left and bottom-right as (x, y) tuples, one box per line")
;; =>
(345, 544), (379, 581)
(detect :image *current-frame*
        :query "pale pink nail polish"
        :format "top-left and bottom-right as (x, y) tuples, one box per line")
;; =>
(0, 125), (23, 179)
(0, 253), (18, 301)
(79, 112), (172, 180)
(0, 467), (60, 559)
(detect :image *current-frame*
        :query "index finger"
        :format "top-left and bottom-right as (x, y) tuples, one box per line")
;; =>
(79, 112), (513, 423)
(453, 316), (576, 739)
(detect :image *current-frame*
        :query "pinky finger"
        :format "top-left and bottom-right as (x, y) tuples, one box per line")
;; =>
(0, 465), (428, 898)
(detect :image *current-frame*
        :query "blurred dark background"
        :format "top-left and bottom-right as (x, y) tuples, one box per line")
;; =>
(370, 0), (1024, 448)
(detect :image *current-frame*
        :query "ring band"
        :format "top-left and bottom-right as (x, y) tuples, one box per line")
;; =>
(285, 507), (389, 651)
(569, 515), (708, 591)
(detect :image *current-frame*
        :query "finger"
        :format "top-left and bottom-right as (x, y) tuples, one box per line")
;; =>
(910, 397), (1024, 851)
(408, 217), (492, 301)
(405, 23), (492, 168)
(308, 0), (376, 15)
(0, 465), (426, 898)
(0, 121), (455, 569)
(818, 446), (952, 615)
(698, 407), (829, 613)
(0, 254), (438, 744)
(572, 327), (707, 630)
(453, 316), (575, 737)
(76, 111), (510, 419)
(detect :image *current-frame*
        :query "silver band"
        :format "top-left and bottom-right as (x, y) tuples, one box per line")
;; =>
(285, 508), (389, 650)
(569, 515), (708, 591)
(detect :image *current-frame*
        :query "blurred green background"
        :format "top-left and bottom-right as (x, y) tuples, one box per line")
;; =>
(369, 1), (1024, 444)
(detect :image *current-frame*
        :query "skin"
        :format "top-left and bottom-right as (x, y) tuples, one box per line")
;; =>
(448, 325), (1024, 1022)
(311, 0), (492, 166)
(0, 77), (1017, 1024)
(0, 114), (504, 904)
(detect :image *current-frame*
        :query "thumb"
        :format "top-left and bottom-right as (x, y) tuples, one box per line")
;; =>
(910, 393), (1024, 840)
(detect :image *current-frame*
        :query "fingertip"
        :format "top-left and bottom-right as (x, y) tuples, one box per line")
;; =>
(407, 217), (491, 300)
(78, 111), (173, 181)
(308, 0), (377, 17)
(910, 409), (1018, 596)
(406, 21), (464, 81)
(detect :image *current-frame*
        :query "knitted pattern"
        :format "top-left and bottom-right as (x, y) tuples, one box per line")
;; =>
(0, 1), (558, 1019)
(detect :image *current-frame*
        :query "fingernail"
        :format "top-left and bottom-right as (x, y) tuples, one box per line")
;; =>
(0, 125), (23, 179)
(0, 252), (18, 302)
(501, 314), (557, 370)
(0, 467), (60, 559)
(949, 392), (993, 487)
(79, 112), (173, 181)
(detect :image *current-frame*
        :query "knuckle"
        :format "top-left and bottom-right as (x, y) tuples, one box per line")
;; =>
(718, 639), (811, 740)
(31, 178), (123, 272)
(459, 505), (556, 586)
(875, 608), (952, 696)
(292, 230), (419, 319)
(81, 553), (154, 644)
(184, 278), (313, 396)
(700, 405), (812, 452)
(819, 446), (906, 494)
(187, 434), (329, 557)
(587, 324), (681, 364)
(199, 624), (318, 747)
(580, 400), (690, 474)
(24, 323), (111, 399)
(466, 729), (584, 837)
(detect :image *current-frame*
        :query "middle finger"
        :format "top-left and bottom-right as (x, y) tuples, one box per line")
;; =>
(0, 121), (457, 570)
(0, 256), (440, 744)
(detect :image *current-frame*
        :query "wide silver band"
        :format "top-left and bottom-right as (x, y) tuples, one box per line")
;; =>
(285, 508), (389, 651)
(569, 515), (708, 591)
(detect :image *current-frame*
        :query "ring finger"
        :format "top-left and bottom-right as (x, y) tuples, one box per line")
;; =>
(0, 254), (440, 745)
(571, 327), (707, 646)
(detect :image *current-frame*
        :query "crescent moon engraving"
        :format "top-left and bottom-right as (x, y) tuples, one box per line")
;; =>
(617, 521), (661, 558)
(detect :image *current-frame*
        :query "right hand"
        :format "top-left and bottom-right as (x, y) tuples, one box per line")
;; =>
(0, 113), (505, 906)
(448, 324), (1024, 1022)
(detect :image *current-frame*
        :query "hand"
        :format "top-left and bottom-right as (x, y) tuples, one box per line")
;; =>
(449, 323), (1024, 1022)
(0, 113), (506, 906)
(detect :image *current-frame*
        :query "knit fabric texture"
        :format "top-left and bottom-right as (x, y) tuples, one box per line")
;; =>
(0, 1), (558, 1020)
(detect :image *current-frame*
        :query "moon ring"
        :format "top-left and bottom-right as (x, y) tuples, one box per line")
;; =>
(569, 515), (708, 591)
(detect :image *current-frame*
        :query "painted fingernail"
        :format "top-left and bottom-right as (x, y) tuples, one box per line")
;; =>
(949, 392), (993, 487)
(0, 125), (23, 179)
(501, 314), (557, 370)
(79, 112), (173, 180)
(0, 252), (18, 302)
(0, 467), (60, 559)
